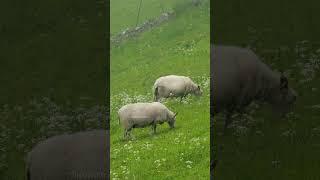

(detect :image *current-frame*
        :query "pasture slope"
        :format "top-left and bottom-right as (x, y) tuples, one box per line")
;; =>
(110, 0), (210, 179)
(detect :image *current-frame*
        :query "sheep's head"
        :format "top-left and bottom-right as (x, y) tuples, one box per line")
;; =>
(269, 72), (297, 115)
(193, 84), (203, 96)
(168, 112), (178, 128)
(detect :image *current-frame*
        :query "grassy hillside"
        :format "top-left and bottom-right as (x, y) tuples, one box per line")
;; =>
(110, 0), (210, 179)
(213, 0), (320, 179)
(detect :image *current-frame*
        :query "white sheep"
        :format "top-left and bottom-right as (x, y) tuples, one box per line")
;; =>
(153, 75), (202, 102)
(118, 102), (177, 138)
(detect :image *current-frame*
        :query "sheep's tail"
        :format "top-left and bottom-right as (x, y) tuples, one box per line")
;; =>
(154, 86), (159, 102)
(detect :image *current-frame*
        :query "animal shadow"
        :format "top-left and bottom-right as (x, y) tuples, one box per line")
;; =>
(115, 126), (181, 143)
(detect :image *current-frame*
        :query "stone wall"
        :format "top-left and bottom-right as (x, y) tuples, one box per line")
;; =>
(110, 11), (176, 46)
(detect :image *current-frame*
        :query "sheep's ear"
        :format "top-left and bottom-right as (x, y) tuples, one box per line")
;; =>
(280, 71), (288, 90)
(174, 112), (178, 117)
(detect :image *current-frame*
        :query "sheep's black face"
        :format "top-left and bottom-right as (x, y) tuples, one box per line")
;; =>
(168, 120), (175, 128)
(168, 112), (178, 128)
(270, 74), (297, 115)
(194, 85), (203, 96)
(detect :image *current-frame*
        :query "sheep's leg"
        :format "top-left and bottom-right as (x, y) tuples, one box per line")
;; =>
(127, 130), (131, 138)
(123, 129), (128, 139)
(154, 92), (159, 102)
(152, 123), (157, 134)
(149, 125), (154, 135)
(124, 126), (133, 139)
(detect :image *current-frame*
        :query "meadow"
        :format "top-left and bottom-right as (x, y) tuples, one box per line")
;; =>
(110, 0), (210, 179)
(213, 0), (320, 179)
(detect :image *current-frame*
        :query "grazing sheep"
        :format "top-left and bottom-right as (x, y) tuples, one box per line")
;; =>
(118, 102), (178, 138)
(153, 75), (202, 102)
(211, 45), (297, 132)
(26, 130), (109, 180)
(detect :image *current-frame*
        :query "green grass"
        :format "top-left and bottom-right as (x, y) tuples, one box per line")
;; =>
(110, 1), (210, 179)
(213, 0), (320, 179)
